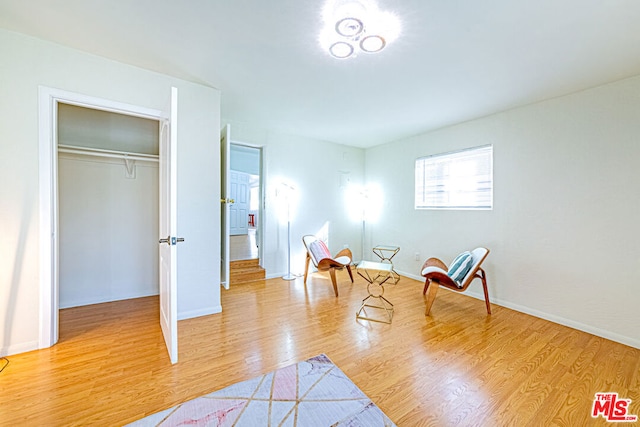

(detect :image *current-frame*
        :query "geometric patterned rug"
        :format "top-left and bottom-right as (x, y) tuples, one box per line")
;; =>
(127, 354), (396, 426)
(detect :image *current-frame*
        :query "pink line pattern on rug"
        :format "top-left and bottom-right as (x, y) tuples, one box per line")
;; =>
(128, 354), (395, 426)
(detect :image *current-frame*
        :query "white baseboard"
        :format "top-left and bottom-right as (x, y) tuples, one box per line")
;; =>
(397, 270), (639, 349)
(265, 272), (304, 280)
(178, 305), (222, 321)
(60, 290), (159, 309)
(1, 340), (39, 358)
(481, 295), (640, 349)
(63, 292), (224, 321)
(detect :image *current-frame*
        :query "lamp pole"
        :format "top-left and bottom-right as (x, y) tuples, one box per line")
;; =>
(282, 186), (295, 280)
(361, 218), (365, 262)
(361, 189), (368, 263)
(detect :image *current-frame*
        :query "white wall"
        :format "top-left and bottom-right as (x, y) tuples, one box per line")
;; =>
(58, 154), (159, 308)
(366, 75), (640, 348)
(225, 121), (365, 278)
(0, 29), (221, 356)
(230, 144), (260, 175)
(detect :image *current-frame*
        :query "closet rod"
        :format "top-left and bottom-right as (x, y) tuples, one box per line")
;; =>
(58, 144), (159, 163)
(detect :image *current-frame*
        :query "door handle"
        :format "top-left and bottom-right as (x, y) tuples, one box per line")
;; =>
(171, 237), (185, 245)
(159, 236), (185, 245)
(220, 198), (235, 204)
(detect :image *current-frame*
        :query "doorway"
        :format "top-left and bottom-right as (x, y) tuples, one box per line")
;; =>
(57, 103), (159, 309)
(229, 144), (263, 262)
(38, 87), (177, 362)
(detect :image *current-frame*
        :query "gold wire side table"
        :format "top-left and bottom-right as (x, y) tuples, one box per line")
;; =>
(355, 261), (394, 324)
(372, 245), (400, 284)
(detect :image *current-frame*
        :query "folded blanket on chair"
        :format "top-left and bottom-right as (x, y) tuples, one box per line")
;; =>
(309, 239), (332, 263)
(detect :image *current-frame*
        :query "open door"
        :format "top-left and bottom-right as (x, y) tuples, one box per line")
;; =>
(229, 171), (249, 236)
(220, 124), (231, 290)
(159, 87), (179, 364)
(38, 87), (177, 355)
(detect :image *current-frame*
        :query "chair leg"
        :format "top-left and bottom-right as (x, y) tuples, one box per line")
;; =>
(423, 279), (430, 295)
(479, 268), (491, 314)
(304, 255), (310, 284)
(329, 268), (339, 297)
(346, 264), (354, 283)
(424, 280), (439, 316)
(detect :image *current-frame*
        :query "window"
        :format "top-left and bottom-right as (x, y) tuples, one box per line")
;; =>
(415, 145), (493, 210)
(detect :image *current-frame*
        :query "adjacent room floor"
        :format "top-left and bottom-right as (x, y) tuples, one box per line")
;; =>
(230, 227), (258, 261)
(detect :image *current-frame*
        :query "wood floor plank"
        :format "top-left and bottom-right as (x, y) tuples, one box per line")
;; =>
(0, 274), (637, 426)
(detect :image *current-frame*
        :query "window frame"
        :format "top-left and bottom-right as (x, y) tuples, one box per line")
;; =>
(414, 144), (493, 211)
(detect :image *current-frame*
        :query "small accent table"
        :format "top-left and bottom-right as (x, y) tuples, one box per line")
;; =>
(372, 245), (400, 284)
(355, 261), (394, 324)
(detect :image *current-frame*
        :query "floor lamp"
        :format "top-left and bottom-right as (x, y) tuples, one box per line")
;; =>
(360, 188), (369, 262)
(280, 182), (296, 281)
(361, 216), (366, 262)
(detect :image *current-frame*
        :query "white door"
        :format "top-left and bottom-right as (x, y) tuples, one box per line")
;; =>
(229, 171), (249, 236)
(220, 124), (231, 290)
(159, 87), (179, 364)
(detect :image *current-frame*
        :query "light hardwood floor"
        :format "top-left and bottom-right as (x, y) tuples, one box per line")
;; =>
(230, 228), (258, 261)
(1, 273), (638, 426)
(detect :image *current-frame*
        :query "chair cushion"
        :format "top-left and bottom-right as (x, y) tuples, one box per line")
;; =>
(333, 255), (351, 266)
(421, 265), (452, 282)
(447, 251), (473, 286)
(421, 265), (447, 276)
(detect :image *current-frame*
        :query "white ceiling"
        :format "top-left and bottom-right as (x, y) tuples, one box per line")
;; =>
(2, 0), (640, 148)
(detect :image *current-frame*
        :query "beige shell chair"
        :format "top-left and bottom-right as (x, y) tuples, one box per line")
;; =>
(421, 247), (491, 315)
(302, 235), (354, 297)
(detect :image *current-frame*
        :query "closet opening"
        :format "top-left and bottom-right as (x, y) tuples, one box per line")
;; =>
(57, 104), (160, 325)
(39, 86), (178, 362)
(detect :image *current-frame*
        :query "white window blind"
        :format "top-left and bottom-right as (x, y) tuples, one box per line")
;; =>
(415, 145), (493, 210)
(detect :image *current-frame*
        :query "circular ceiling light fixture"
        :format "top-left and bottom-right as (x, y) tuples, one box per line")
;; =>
(335, 17), (364, 37)
(360, 34), (386, 53)
(329, 41), (355, 59)
(319, 0), (400, 59)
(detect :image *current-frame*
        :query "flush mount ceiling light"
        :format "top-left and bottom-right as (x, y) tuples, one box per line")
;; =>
(329, 41), (355, 59)
(320, 0), (400, 59)
(336, 17), (364, 37)
(360, 34), (386, 52)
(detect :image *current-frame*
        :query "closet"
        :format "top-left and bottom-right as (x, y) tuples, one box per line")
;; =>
(57, 103), (160, 308)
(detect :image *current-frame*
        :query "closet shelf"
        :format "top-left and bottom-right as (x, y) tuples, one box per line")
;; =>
(58, 144), (159, 163)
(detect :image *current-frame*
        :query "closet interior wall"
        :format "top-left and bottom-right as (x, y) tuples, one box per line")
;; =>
(57, 103), (160, 308)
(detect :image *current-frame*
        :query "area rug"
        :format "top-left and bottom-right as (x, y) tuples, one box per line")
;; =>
(127, 354), (395, 426)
